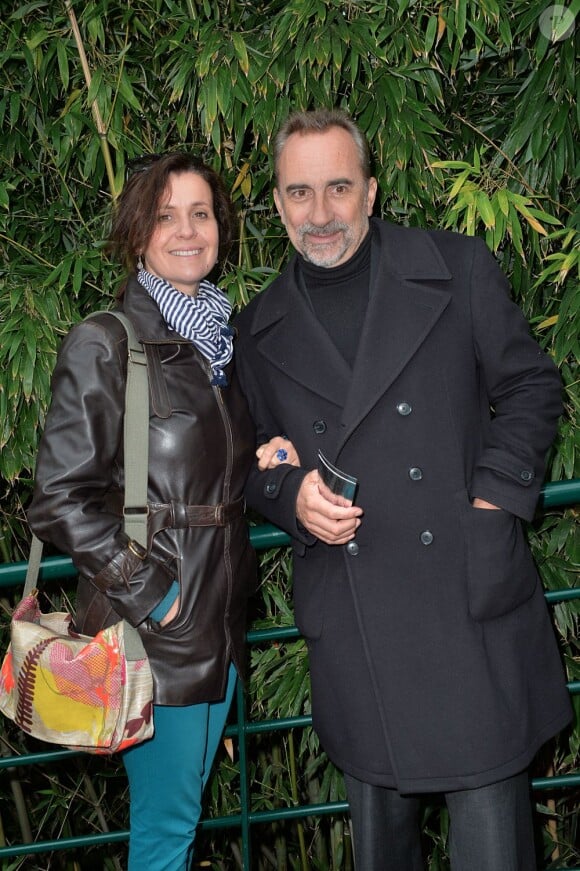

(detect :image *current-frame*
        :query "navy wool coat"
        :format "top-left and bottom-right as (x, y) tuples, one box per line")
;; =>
(235, 219), (572, 793)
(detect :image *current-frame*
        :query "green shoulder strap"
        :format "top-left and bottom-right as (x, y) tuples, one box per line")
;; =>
(101, 311), (150, 549)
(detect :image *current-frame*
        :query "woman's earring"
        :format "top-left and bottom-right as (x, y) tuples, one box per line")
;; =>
(136, 254), (144, 270)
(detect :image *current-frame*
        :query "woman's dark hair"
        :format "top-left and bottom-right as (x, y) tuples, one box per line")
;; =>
(110, 152), (236, 274)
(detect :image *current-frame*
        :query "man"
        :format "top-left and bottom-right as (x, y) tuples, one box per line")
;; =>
(235, 109), (572, 870)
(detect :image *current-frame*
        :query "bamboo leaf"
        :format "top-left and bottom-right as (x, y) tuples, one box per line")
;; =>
(538, 315), (559, 330)
(231, 32), (249, 75)
(496, 189), (509, 217)
(430, 161), (472, 170)
(507, 203), (525, 259)
(56, 37), (69, 90)
(26, 28), (50, 51)
(511, 200), (548, 236)
(448, 168), (472, 200)
(475, 191), (495, 230)
(86, 67), (103, 106)
(455, 0), (467, 42)
(424, 15), (438, 56)
(117, 71), (142, 112)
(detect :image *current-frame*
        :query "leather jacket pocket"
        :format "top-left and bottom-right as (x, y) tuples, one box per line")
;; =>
(461, 499), (538, 621)
(147, 553), (182, 633)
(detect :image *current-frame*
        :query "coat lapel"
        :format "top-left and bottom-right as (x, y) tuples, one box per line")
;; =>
(338, 224), (453, 449)
(249, 259), (352, 407)
(248, 224), (454, 443)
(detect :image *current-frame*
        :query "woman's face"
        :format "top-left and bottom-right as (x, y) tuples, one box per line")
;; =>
(142, 171), (220, 296)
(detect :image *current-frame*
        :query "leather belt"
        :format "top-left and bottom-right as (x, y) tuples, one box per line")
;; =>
(148, 496), (245, 541)
(103, 492), (245, 552)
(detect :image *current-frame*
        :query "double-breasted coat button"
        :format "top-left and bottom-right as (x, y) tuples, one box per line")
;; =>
(520, 469), (534, 482)
(346, 541), (359, 556)
(313, 419), (327, 434)
(396, 402), (412, 416)
(265, 482), (277, 496)
(409, 467), (423, 481)
(420, 530), (434, 546)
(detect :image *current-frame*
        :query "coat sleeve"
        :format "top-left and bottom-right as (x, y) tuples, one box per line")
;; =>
(27, 318), (174, 626)
(234, 320), (313, 546)
(468, 238), (562, 520)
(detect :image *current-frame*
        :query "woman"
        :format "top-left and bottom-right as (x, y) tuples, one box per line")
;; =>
(28, 153), (295, 870)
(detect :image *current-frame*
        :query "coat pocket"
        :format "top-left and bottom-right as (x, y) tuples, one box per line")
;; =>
(461, 500), (538, 621)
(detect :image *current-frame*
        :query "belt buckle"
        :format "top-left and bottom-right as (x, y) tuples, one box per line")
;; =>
(215, 503), (225, 526)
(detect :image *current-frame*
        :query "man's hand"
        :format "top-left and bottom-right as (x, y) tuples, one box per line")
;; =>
(256, 436), (301, 469)
(296, 469), (363, 545)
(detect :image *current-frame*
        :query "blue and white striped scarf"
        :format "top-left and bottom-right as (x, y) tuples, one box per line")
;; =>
(138, 269), (234, 386)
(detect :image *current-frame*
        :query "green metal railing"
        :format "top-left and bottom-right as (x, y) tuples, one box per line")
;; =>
(0, 477), (578, 867)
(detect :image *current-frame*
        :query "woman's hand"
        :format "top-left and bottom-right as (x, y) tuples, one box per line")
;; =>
(160, 596), (180, 627)
(256, 436), (300, 470)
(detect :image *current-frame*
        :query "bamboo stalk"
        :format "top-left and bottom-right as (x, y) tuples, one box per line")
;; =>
(0, 735), (33, 845)
(287, 731), (309, 870)
(80, 767), (123, 871)
(64, 1), (119, 201)
(545, 764), (561, 861)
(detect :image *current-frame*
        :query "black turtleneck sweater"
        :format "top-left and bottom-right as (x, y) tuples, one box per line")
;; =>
(298, 230), (372, 368)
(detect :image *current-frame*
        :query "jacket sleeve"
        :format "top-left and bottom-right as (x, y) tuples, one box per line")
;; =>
(27, 317), (174, 626)
(468, 238), (562, 520)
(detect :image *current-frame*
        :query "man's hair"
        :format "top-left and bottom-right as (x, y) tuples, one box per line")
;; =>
(110, 152), (235, 274)
(273, 108), (372, 182)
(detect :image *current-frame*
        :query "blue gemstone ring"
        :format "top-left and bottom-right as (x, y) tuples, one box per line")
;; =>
(276, 448), (288, 462)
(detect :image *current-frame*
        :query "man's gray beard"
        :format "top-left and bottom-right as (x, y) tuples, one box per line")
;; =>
(297, 221), (352, 268)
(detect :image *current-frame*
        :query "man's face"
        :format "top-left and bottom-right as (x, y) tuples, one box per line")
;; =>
(273, 126), (377, 268)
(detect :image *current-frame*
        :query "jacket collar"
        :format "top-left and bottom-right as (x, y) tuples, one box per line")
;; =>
(120, 275), (191, 344)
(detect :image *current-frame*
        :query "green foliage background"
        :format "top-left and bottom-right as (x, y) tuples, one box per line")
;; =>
(0, 1), (578, 868)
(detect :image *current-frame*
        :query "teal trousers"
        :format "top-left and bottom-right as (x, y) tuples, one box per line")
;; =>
(123, 663), (237, 871)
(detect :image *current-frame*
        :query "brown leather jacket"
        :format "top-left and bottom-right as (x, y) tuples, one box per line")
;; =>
(28, 277), (257, 705)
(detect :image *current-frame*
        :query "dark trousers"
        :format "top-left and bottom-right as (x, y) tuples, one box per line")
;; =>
(344, 770), (536, 871)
